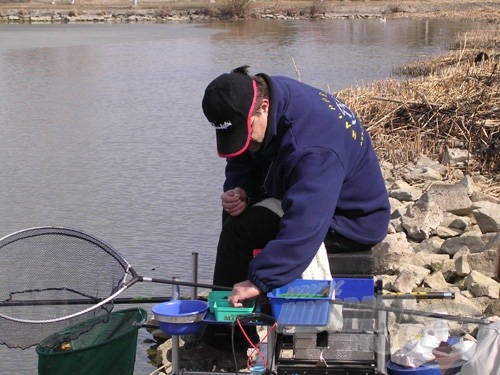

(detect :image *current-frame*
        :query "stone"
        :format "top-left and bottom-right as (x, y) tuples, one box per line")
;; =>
(405, 167), (443, 182)
(468, 249), (499, 279)
(440, 234), (486, 255)
(415, 156), (448, 176)
(389, 179), (422, 201)
(440, 258), (459, 282)
(417, 293), (483, 320)
(392, 264), (431, 293)
(424, 271), (449, 290)
(472, 200), (500, 233)
(441, 147), (470, 166)
(455, 254), (471, 276)
(426, 254), (453, 273)
(373, 232), (416, 274)
(379, 274), (398, 291)
(483, 232), (500, 251)
(452, 246), (470, 259)
(442, 212), (471, 231)
(464, 271), (499, 298)
(484, 299), (500, 316)
(460, 175), (475, 196)
(401, 201), (443, 241)
(389, 197), (405, 218)
(435, 226), (463, 238)
(417, 181), (473, 215)
(415, 236), (445, 253)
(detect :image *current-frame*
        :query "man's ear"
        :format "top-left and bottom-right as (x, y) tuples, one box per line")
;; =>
(260, 98), (270, 114)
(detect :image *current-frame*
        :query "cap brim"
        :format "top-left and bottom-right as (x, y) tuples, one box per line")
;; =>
(216, 113), (251, 158)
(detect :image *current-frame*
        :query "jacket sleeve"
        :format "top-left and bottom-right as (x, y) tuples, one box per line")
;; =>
(248, 148), (345, 292)
(224, 153), (267, 201)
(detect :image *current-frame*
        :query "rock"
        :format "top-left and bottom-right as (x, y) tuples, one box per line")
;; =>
(435, 226), (463, 238)
(415, 293), (484, 332)
(484, 299), (500, 316)
(373, 232), (417, 274)
(415, 236), (445, 253)
(417, 181), (473, 215)
(389, 197), (406, 218)
(484, 233), (500, 251)
(426, 254), (453, 274)
(460, 175), (475, 196)
(455, 254), (472, 276)
(371, 163), (497, 354)
(468, 249), (499, 278)
(389, 179), (422, 201)
(441, 147), (470, 167)
(442, 212), (471, 231)
(423, 271), (449, 290)
(472, 200), (500, 233)
(392, 264), (431, 293)
(405, 166), (443, 182)
(379, 274), (398, 291)
(440, 233), (486, 255)
(470, 190), (500, 204)
(401, 201), (443, 241)
(464, 270), (499, 298)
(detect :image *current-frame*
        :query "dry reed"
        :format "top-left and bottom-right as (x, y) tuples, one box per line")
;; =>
(337, 27), (499, 195)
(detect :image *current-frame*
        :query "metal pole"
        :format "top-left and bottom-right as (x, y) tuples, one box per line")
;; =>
(172, 277), (181, 300)
(267, 328), (276, 372)
(172, 277), (180, 375)
(192, 252), (199, 300)
(328, 299), (492, 326)
(375, 281), (387, 374)
(172, 335), (180, 375)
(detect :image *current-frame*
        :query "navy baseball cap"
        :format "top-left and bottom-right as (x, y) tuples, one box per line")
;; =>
(202, 70), (257, 158)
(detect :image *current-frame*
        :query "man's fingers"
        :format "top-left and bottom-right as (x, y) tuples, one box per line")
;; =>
(228, 295), (243, 307)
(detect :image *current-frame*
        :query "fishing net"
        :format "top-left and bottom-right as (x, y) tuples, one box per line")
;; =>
(0, 227), (131, 349)
(36, 307), (146, 375)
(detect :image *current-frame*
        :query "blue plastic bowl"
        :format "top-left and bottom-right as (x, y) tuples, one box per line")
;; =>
(152, 299), (208, 336)
(387, 360), (441, 375)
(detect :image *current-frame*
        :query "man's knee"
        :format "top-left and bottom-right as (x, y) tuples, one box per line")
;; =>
(221, 205), (281, 245)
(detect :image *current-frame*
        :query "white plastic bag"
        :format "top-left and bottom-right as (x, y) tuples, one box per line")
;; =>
(391, 328), (444, 368)
(456, 321), (499, 375)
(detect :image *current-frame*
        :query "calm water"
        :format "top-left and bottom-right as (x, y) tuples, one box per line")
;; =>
(0, 18), (483, 374)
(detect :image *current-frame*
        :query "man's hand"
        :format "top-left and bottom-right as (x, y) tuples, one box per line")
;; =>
(228, 280), (262, 307)
(221, 187), (249, 216)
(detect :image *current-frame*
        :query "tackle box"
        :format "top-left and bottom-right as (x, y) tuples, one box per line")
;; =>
(208, 290), (255, 322)
(267, 279), (333, 326)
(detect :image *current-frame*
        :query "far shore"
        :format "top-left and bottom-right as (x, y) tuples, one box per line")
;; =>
(0, 0), (499, 24)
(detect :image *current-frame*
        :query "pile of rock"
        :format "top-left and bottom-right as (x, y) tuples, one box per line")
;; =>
(376, 151), (499, 350)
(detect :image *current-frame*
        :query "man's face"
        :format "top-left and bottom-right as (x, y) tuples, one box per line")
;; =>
(248, 99), (269, 153)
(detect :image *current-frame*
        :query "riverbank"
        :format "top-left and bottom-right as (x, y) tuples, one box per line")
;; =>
(338, 27), (499, 193)
(0, 0), (499, 23)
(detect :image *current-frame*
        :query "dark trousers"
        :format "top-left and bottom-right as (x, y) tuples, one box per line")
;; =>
(213, 206), (281, 288)
(204, 204), (372, 349)
(204, 206), (280, 350)
(213, 205), (372, 288)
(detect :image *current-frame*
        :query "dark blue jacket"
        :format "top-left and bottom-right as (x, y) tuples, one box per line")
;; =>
(223, 74), (390, 293)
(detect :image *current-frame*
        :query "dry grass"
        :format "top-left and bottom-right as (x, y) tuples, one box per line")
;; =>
(337, 27), (499, 193)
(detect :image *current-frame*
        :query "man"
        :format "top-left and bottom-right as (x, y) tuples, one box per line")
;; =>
(202, 66), (390, 307)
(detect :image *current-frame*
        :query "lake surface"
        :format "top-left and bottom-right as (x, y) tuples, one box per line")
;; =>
(0, 18), (484, 374)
